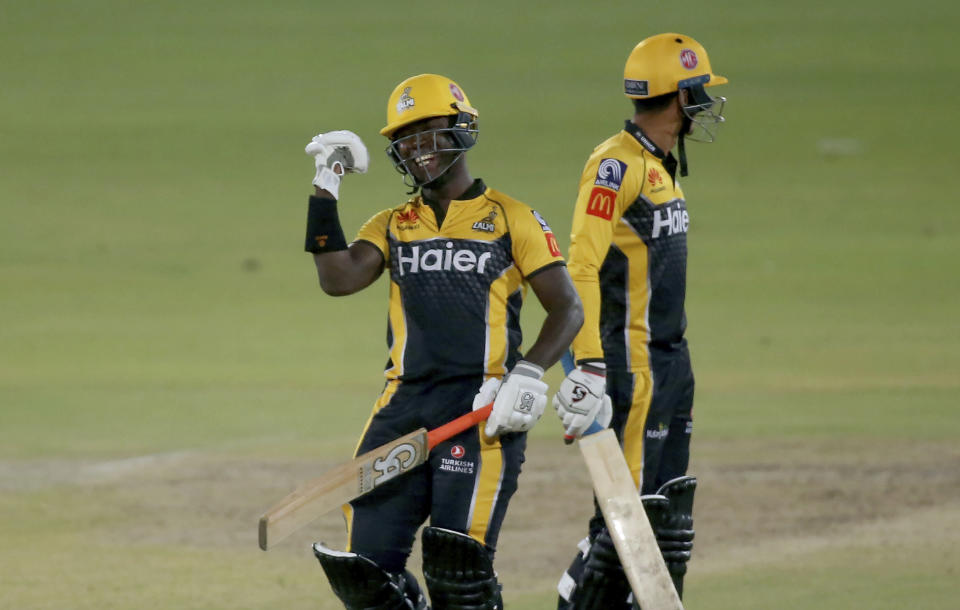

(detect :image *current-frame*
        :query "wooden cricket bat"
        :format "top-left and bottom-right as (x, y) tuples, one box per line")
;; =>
(258, 403), (493, 551)
(578, 429), (684, 610)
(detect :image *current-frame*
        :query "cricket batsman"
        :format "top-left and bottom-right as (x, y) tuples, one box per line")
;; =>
(552, 33), (729, 608)
(301, 74), (584, 609)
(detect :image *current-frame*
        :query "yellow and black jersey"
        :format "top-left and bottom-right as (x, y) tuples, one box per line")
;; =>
(355, 180), (565, 382)
(569, 121), (689, 371)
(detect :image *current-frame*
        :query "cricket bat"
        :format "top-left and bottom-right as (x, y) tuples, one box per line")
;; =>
(258, 403), (493, 551)
(578, 429), (684, 610)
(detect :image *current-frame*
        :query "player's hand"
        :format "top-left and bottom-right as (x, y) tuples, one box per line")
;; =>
(481, 361), (547, 438)
(553, 362), (612, 442)
(304, 130), (369, 200)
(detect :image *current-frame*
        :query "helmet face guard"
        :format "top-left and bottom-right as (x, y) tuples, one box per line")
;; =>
(381, 74), (479, 189)
(386, 111), (479, 188)
(679, 77), (726, 143)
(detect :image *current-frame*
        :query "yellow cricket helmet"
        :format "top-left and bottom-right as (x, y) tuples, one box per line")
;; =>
(380, 74), (478, 138)
(623, 33), (728, 99)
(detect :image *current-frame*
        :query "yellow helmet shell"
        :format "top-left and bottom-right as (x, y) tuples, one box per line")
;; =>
(623, 33), (728, 98)
(380, 74), (478, 138)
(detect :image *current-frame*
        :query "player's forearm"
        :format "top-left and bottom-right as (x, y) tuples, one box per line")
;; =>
(312, 249), (367, 296)
(522, 296), (584, 370)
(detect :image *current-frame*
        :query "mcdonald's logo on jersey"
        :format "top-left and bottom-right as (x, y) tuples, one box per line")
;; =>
(586, 186), (616, 220)
(544, 231), (561, 257)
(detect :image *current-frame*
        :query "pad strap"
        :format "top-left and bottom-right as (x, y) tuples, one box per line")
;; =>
(304, 195), (348, 253)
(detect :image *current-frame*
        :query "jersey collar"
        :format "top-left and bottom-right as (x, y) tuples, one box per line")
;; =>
(456, 178), (486, 201)
(623, 120), (666, 158)
(623, 120), (679, 181)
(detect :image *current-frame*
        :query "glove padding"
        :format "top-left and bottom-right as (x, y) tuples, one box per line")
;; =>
(553, 363), (612, 441)
(474, 361), (547, 438)
(304, 130), (369, 200)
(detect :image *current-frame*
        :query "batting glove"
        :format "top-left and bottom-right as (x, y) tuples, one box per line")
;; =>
(305, 130), (369, 200)
(553, 362), (612, 442)
(480, 361), (548, 438)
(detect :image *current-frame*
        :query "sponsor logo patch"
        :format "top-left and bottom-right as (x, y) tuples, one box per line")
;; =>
(449, 83), (465, 102)
(647, 167), (663, 187)
(396, 243), (493, 276)
(624, 79), (649, 96)
(545, 232), (561, 257)
(680, 48), (698, 70)
(396, 209), (420, 230)
(439, 457), (475, 474)
(532, 210), (552, 232)
(646, 423), (669, 441)
(396, 209), (418, 224)
(651, 201), (690, 239)
(451, 445), (465, 458)
(532, 210), (562, 256)
(586, 186), (616, 221)
(594, 158), (628, 191)
(396, 87), (415, 113)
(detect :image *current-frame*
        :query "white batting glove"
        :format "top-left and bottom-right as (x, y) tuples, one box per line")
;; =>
(481, 361), (548, 438)
(304, 130), (369, 200)
(472, 377), (502, 411)
(553, 362), (612, 441)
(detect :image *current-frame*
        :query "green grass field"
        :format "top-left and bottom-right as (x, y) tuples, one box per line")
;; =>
(2, 1), (959, 608)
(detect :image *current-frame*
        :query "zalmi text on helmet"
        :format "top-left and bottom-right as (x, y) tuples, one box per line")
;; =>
(396, 244), (492, 276)
(396, 87), (415, 113)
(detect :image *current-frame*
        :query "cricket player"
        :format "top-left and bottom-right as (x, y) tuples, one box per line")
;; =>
(552, 34), (728, 608)
(301, 74), (583, 609)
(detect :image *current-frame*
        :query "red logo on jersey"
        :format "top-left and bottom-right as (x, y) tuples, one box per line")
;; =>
(451, 445), (465, 458)
(586, 186), (615, 220)
(680, 49), (698, 70)
(449, 83), (465, 101)
(544, 231), (561, 257)
(396, 210), (419, 224)
(647, 168), (663, 186)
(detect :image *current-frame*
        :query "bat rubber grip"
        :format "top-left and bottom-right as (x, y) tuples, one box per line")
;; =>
(427, 403), (493, 449)
(565, 418), (607, 445)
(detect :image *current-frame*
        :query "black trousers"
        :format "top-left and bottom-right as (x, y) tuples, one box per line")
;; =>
(346, 375), (526, 573)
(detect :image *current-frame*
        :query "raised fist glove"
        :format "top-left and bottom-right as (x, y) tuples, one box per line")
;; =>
(304, 130), (369, 200)
(480, 361), (547, 438)
(553, 362), (612, 442)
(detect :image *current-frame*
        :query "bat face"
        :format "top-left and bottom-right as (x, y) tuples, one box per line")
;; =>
(361, 434), (428, 493)
(259, 405), (491, 551)
(578, 429), (683, 610)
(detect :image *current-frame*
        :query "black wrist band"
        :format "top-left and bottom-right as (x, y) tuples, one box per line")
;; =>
(304, 195), (348, 253)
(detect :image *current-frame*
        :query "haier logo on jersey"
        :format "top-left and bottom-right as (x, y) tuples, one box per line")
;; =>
(594, 158), (628, 191)
(396, 242), (493, 276)
(651, 201), (690, 239)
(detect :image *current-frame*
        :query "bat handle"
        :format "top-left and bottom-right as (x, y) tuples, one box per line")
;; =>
(427, 403), (493, 450)
(564, 418), (607, 444)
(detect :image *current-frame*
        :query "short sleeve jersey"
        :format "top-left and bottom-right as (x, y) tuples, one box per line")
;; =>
(568, 121), (689, 370)
(355, 180), (565, 382)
